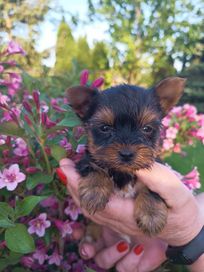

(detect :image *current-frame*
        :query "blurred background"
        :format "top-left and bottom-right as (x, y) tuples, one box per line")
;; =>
(0, 0), (204, 110)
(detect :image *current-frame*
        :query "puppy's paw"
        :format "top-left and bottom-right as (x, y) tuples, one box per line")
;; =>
(79, 172), (112, 214)
(134, 191), (168, 236)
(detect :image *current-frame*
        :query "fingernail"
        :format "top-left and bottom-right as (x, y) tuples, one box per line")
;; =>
(81, 247), (88, 258)
(117, 241), (128, 253)
(134, 244), (144, 255)
(56, 168), (67, 185)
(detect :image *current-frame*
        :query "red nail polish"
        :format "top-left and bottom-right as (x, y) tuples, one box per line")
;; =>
(56, 168), (67, 185)
(117, 241), (128, 253)
(134, 244), (144, 255)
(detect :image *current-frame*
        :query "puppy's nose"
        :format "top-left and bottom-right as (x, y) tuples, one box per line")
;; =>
(119, 149), (134, 162)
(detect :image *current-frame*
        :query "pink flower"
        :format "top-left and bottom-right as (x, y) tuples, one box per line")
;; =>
(182, 167), (201, 190)
(0, 135), (6, 145)
(28, 213), (51, 237)
(55, 219), (73, 238)
(21, 256), (35, 268)
(0, 65), (4, 73)
(33, 247), (48, 265)
(0, 164), (26, 191)
(162, 116), (170, 127)
(183, 104), (197, 119)
(165, 127), (178, 139)
(6, 41), (26, 56)
(60, 138), (72, 151)
(0, 93), (10, 105)
(170, 106), (182, 116)
(64, 199), (81, 220)
(162, 138), (174, 150)
(40, 196), (58, 208)
(196, 128), (204, 141)
(13, 138), (29, 157)
(173, 143), (181, 153)
(48, 249), (63, 266)
(1, 107), (21, 122)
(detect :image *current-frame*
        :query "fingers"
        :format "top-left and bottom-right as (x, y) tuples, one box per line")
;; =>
(79, 242), (97, 260)
(116, 244), (144, 272)
(94, 241), (130, 270)
(136, 162), (193, 208)
(59, 158), (80, 192)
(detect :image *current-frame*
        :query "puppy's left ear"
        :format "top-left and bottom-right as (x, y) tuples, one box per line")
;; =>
(154, 77), (186, 115)
(66, 85), (98, 120)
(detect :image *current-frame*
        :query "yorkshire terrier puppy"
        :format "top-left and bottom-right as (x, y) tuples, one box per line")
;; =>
(66, 77), (186, 236)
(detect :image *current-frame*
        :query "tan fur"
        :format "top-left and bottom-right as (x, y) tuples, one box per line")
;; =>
(79, 163), (113, 214)
(138, 107), (160, 126)
(155, 77), (186, 114)
(134, 185), (168, 236)
(92, 107), (114, 126)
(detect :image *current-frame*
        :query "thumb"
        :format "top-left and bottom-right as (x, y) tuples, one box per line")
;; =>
(136, 162), (191, 207)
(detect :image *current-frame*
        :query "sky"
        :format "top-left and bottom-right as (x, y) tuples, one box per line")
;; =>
(36, 0), (109, 67)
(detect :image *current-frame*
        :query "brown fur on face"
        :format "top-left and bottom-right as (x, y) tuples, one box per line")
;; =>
(88, 142), (159, 172)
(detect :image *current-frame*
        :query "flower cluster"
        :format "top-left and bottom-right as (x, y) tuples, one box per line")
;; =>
(0, 42), (105, 271)
(0, 41), (202, 271)
(162, 104), (204, 156)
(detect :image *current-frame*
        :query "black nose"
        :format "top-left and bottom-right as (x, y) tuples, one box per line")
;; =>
(119, 149), (134, 162)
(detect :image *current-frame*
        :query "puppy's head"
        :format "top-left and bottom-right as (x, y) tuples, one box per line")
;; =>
(67, 77), (186, 172)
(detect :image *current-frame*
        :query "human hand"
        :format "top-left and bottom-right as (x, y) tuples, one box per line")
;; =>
(78, 226), (167, 271)
(60, 158), (204, 246)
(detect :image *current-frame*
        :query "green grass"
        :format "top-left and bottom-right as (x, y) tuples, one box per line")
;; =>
(165, 141), (204, 191)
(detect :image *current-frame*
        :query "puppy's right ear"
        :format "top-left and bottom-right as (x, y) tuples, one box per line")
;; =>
(66, 86), (98, 120)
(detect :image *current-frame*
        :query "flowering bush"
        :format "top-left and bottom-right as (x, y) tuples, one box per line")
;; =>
(162, 104), (204, 156)
(0, 41), (202, 271)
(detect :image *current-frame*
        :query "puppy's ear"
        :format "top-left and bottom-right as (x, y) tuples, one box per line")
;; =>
(154, 77), (186, 115)
(66, 86), (98, 119)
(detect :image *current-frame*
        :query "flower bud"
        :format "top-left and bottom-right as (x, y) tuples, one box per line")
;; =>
(24, 115), (33, 126)
(41, 112), (47, 126)
(25, 167), (40, 174)
(91, 77), (104, 88)
(23, 101), (33, 115)
(80, 69), (89, 86)
(32, 90), (40, 110)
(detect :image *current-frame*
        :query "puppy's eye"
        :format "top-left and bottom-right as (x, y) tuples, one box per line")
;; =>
(99, 125), (112, 133)
(142, 125), (153, 134)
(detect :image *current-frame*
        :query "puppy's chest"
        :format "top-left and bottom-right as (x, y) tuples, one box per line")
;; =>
(109, 170), (140, 198)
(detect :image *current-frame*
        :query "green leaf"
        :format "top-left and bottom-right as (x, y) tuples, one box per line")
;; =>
(0, 122), (25, 138)
(15, 195), (48, 218)
(50, 145), (67, 161)
(0, 252), (22, 272)
(77, 135), (87, 145)
(0, 203), (15, 228)
(12, 268), (28, 272)
(5, 224), (35, 254)
(57, 111), (81, 127)
(26, 172), (53, 190)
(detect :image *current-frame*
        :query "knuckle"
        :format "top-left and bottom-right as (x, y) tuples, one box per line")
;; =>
(94, 256), (112, 270)
(116, 263), (129, 272)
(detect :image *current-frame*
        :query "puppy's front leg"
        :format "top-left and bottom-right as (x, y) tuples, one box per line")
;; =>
(134, 186), (168, 236)
(76, 158), (113, 214)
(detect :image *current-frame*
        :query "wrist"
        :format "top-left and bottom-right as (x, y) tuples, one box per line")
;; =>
(188, 253), (204, 272)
